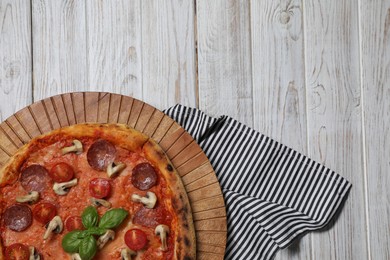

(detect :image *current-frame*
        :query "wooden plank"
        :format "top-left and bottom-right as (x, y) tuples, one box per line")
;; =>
(29, 101), (53, 133)
(251, 1), (310, 258)
(304, 0), (367, 259)
(85, 0), (142, 98)
(117, 95), (134, 125)
(182, 163), (214, 184)
(193, 207), (226, 221)
(134, 103), (155, 132)
(70, 92), (85, 124)
(196, 0), (253, 125)
(0, 0), (32, 120)
(141, 0), (197, 109)
(84, 92), (99, 123)
(251, 0), (307, 152)
(191, 195), (225, 213)
(41, 98), (61, 130)
(108, 93), (122, 123)
(186, 172), (219, 192)
(196, 231), (226, 247)
(360, 0), (390, 259)
(97, 92), (110, 123)
(51, 95), (70, 127)
(151, 115), (175, 143)
(32, 0), (87, 100)
(127, 99), (144, 128)
(142, 109), (165, 137)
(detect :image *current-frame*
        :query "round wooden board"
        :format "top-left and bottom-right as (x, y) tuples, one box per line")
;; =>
(0, 92), (227, 259)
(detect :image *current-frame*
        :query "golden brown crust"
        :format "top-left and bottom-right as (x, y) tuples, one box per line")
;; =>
(143, 140), (196, 260)
(0, 123), (196, 259)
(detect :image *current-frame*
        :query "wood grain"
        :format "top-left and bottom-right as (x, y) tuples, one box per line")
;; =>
(0, 93), (226, 258)
(141, 0), (197, 109)
(251, 0), (307, 153)
(32, 0), (87, 101)
(196, 0), (253, 126)
(1, 1), (387, 258)
(360, 0), (390, 259)
(0, 0), (32, 121)
(85, 0), (143, 98)
(304, 0), (367, 259)
(251, 1), (310, 258)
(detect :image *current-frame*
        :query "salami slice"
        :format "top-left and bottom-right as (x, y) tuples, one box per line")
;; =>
(3, 204), (33, 231)
(133, 206), (171, 228)
(132, 207), (161, 228)
(87, 139), (116, 171)
(20, 165), (50, 192)
(131, 163), (158, 190)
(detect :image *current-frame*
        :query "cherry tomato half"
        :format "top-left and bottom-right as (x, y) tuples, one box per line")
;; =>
(124, 229), (148, 251)
(89, 178), (111, 199)
(49, 162), (74, 182)
(5, 243), (29, 260)
(65, 216), (84, 231)
(33, 202), (57, 224)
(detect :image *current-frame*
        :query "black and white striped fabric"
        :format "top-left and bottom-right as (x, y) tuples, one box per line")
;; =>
(164, 104), (352, 260)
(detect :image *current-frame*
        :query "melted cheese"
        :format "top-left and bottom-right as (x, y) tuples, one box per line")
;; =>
(1, 137), (176, 259)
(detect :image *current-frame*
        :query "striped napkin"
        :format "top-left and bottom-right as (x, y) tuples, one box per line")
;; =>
(164, 104), (352, 260)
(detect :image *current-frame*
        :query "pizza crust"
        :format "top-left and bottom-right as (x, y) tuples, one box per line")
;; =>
(0, 123), (196, 260)
(143, 139), (196, 260)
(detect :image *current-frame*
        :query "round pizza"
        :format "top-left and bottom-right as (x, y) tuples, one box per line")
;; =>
(0, 123), (196, 260)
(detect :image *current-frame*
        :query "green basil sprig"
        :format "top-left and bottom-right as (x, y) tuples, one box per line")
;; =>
(81, 206), (99, 229)
(99, 208), (128, 229)
(79, 235), (97, 260)
(62, 206), (128, 260)
(62, 230), (83, 253)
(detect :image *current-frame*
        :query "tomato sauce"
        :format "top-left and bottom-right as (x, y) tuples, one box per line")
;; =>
(0, 135), (176, 259)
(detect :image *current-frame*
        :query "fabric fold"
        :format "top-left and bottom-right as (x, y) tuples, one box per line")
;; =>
(164, 104), (352, 260)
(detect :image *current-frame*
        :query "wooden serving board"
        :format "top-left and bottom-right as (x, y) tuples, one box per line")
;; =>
(0, 92), (227, 260)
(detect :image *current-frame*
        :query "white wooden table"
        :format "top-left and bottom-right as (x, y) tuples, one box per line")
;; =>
(0, 1), (389, 259)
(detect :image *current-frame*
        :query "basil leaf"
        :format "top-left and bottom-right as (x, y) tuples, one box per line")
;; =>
(62, 230), (83, 253)
(79, 235), (97, 260)
(87, 226), (107, 236)
(98, 208), (128, 229)
(78, 230), (91, 239)
(82, 206), (99, 229)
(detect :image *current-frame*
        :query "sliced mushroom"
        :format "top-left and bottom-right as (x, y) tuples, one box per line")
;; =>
(155, 224), (169, 251)
(121, 248), (136, 260)
(16, 191), (39, 204)
(97, 229), (115, 249)
(131, 191), (157, 209)
(70, 253), (82, 260)
(61, 140), (83, 155)
(53, 178), (78, 195)
(43, 216), (63, 240)
(107, 162), (126, 178)
(90, 197), (112, 208)
(29, 246), (40, 260)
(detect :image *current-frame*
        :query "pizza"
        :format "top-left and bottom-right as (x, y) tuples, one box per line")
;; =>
(0, 123), (196, 260)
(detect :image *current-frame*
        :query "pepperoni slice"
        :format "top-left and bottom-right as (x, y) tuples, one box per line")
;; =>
(87, 139), (116, 171)
(132, 207), (170, 228)
(131, 163), (157, 190)
(20, 164), (49, 192)
(5, 243), (30, 260)
(3, 204), (32, 232)
(132, 207), (159, 228)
